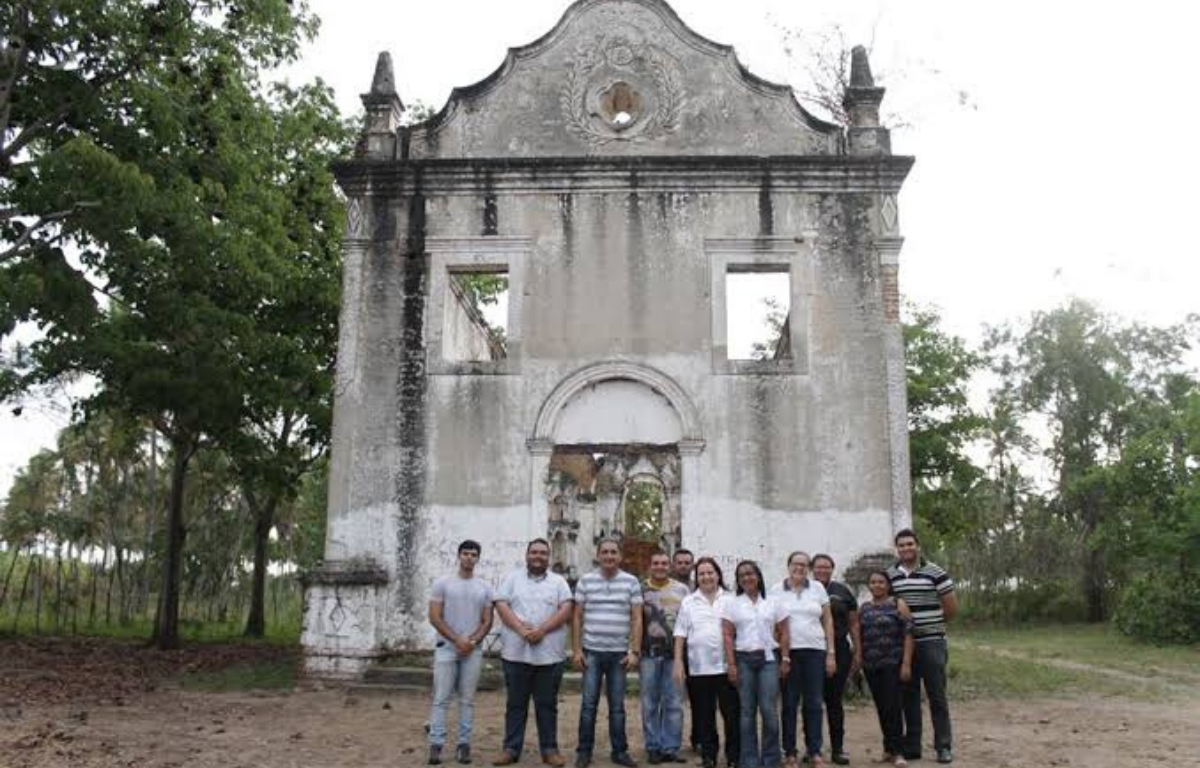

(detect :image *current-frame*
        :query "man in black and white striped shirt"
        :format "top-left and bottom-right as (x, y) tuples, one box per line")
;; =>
(888, 528), (958, 764)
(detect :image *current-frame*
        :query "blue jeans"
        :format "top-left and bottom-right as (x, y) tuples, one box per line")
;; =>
(429, 649), (484, 747)
(640, 655), (684, 754)
(782, 649), (826, 758)
(502, 660), (564, 758)
(577, 650), (629, 758)
(735, 652), (782, 768)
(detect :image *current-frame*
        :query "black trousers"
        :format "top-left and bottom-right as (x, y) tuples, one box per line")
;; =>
(864, 665), (903, 757)
(821, 640), (852, 753)
(687, 673), (740, 764)
(902, 638), (952, 755)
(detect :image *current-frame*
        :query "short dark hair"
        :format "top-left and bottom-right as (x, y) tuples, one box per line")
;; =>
(649, 548), (670, 560)
(527, 538), (550, 552)
(734, 560), (767, 597)
(673, 548), (694, 561)
(812, 553), (835, 569)
(458, 539), (482, 555)
(894, 528), (920, 545)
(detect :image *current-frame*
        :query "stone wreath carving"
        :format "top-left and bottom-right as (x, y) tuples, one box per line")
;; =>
(560, 34), (685, 146)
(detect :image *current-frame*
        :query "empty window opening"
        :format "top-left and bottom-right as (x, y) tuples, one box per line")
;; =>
(726, 268), (791, 361)
(444, 270), (509, 361)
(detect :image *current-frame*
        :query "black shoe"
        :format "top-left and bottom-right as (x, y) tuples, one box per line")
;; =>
(647, 751), (662, 765)
(428, 745), (443, 765)
(832, 751), (849, 765)
(902, 751), (921, 761)
(574, 753), (592, 768)
(456, 744), (472, 764)
(935, 749), (952, 764)
(662, 755), (686, 764)
(702, 760), (716, 768)
(612, 753), (639, 768)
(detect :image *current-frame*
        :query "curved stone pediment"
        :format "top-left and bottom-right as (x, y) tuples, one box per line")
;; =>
(406, 0), (841, 159)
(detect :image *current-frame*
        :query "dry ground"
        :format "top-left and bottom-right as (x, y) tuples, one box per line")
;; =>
(1, 638), (1198, 768)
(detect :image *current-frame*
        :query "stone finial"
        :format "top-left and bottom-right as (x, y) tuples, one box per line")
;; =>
(842, 45), (890, 156)
(358, 51), (405, 159)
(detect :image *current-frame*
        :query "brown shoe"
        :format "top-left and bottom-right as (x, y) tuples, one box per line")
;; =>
(542, 753), (567, 767)
(492, 752), (519, 766)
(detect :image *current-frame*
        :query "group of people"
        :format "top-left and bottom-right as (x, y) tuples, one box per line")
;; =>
(424, 529), (957, 768)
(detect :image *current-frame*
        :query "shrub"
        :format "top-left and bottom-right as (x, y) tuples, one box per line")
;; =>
(1114, 571), (1200, 644)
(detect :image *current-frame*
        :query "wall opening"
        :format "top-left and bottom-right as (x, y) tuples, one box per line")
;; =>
(443, 269), (509, 361)
(725, 267), (791, 361)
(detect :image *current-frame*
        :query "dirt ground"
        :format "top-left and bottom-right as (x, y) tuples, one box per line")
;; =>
(2, 640), (1198, 768)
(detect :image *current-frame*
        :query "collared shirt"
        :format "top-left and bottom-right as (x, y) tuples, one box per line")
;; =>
(888, 561), (954, 642)
(495, 567), (573, 665)
(720, 592), (788, 653)
(575, 569), (643, 652)
(674, 589), (733, 675)
(770, 578), (830, 651)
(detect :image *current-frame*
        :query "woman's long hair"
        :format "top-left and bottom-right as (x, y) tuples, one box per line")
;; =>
(734, 559), (766, 597)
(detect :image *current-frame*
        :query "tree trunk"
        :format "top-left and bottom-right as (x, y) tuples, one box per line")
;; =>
(90, 547), (107, 627)
(243, 494), (279, 638)
(0, 544), (21, 605)
(52, 543), (63, 633)
(11, 552), (33, 632)
(152, 439), (193, 650)
(33, 554), (43, 634)
(69, 547), (80, 634)
(1085, 545), (1106, 623)
(139, 429), (158, 618)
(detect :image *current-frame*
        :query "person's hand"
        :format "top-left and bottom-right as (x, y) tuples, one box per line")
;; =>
(624, 652), (640, 672)
(573, 650), (587, 670)
(455, 637), (475, 656)
(825, 653), (837, 677)
(727, 665), (738, 685)
(780, 657), (792, 679)
(851, 652), (863, 676)
(900, 662), (912, 683)
(672, 660), (685, 688)
(526, 627), (545, 645)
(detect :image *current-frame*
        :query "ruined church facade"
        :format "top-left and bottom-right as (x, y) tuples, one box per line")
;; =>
(303, 0), (913, 677)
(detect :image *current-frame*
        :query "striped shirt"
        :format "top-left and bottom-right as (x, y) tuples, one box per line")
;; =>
(888, 561), (954, 642)
(575, 569), (643, 652)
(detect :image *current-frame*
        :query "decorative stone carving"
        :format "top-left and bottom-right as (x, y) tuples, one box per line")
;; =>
(880, 194), (899, 235)
(345, 197), (367, 240)
(561, 31), (684, 146)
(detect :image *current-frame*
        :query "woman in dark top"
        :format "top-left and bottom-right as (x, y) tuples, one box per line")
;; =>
(811, 554), (861, 765)
(858, 570), (915, 768)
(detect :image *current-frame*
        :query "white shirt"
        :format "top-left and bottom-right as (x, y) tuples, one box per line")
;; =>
(720, 592), (788, 653)
(770, 579), (830, 650)
(674, 589), (733, 675)
(495, 567), (573, 665)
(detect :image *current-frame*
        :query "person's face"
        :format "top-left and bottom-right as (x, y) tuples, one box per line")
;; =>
(788, 554), (810, 583)
(598, 542), (621, 570)
(458, 548), (480, 572)
(672, 552), (694, 580)
(696, 562), (719, 592)
(896, 535), (920, 564)
(812, 558), (833, 585)
(737, 565), (759, 596)
(649, 554), (670, 581)
(526, 543), (550, 574)
(868, 573), (890, 599)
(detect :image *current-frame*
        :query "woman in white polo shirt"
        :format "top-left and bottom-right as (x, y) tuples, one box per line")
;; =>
(721, 560), (790, 768)
(673, 557), (739, 768)
(772, 551), (836, 768)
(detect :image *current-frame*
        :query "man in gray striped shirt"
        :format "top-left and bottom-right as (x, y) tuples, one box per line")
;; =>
(888, 528), (958, 764)
(572, 538), (643, 768)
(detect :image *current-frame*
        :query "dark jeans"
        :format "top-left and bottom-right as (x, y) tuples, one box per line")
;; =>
(902, 638), (952, 754)
(502, 660), (565, 758)
(688, 674), (741, 764)
(735, 651), (781, 768)
(781, 649), (825, 759)
(577, 650), (629, 758)
(865, 665), (903, 757)
(822, 640), (852, 753)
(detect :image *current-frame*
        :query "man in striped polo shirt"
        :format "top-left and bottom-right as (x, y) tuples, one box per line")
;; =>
(888, 528), (958, 764)
(573, 538), (644, 768)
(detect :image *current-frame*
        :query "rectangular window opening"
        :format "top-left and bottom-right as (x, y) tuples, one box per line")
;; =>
(444, 269), (509, 362)
(725, 267), (791, 361)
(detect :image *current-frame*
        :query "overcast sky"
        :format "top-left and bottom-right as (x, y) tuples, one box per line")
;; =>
(2, 0), (1198, 495)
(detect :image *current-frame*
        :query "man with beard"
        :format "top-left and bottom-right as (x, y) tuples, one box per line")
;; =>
(492, 539), (574, 767)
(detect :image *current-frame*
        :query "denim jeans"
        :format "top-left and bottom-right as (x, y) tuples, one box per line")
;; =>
(640, 655), (684, 754)
(735, 651), (782, 768)
(429, 648), (484, 747)
(902, 638), (952, 755)
(781, 649), (825, 758)
(502, 660), (564, 758)
(577, 650), (629, 758)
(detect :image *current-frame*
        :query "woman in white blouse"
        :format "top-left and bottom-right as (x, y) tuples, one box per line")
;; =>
(673, 558), (739, 768)
(721, 560), (790, 768)
(772, 552), (836, 768)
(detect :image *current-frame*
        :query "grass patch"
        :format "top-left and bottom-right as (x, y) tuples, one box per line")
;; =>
(947, 641), (1126, 699)
(180, 660), (297, 692)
